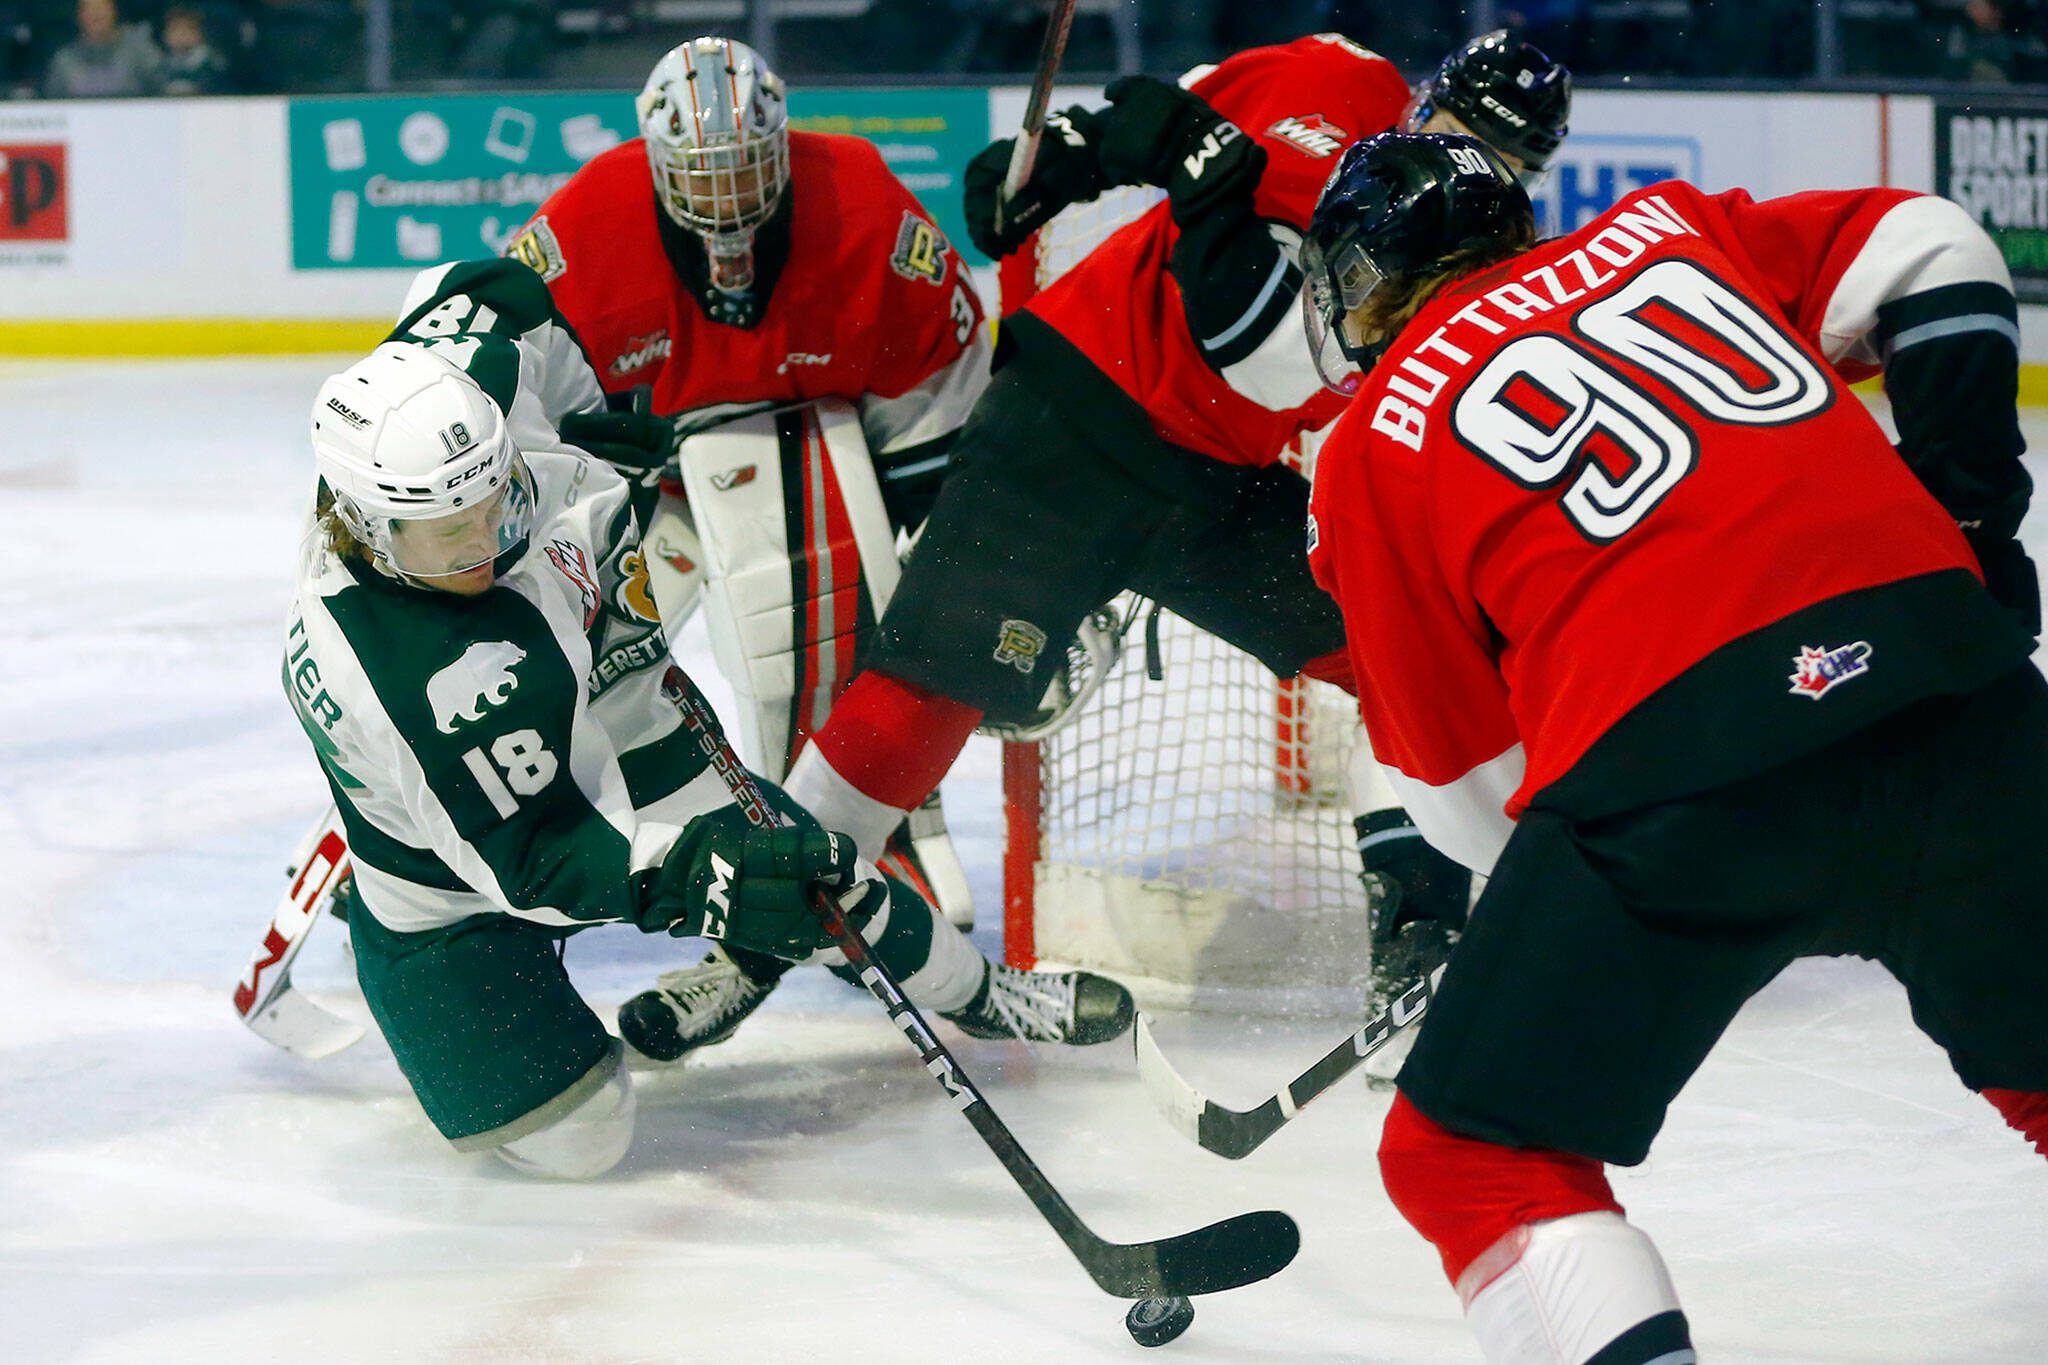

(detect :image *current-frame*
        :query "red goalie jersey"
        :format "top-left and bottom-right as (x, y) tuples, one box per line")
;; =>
(1309, 182), (2035, 872)
(509, 130), (986, 441)
(1018, 34), (1414, 466)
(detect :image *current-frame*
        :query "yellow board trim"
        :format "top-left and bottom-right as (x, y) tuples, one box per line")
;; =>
(9, 323), (2048, 405)
(0, 319), (389, 357)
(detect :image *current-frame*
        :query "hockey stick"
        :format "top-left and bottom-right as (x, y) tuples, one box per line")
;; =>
(1134, 962), (1447, 1160)
(659, 665), (1300, 1298)
(231, 807), (366, 1059)
(995, 0), (1083, 229)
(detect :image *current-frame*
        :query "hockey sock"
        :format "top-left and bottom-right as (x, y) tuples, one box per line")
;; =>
(1379, 1091), (1625, 1283)
(1299, 646), (1356, 695)
(1983, 1087), (2048, 1158)
(825, 872), (984, 1013)
(1378, 1093), (1690, 1363)
(785, 671), (983, 859)
(1460, 1213), (1694, 1365)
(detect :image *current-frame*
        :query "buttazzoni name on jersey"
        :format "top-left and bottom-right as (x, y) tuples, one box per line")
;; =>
(1368, 194), (1700, 452)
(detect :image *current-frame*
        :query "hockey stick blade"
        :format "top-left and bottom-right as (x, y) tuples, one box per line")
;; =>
(1134, 963), (1447, 1159)
(233, 811), (365, 1059)
(660, 666), (1299, 1298)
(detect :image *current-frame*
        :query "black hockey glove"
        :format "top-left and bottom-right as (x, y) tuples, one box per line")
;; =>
(559, 408), (675, 471)
(1356, 810), (1472, 939)
(963, 105), (1108, 259)
(635, 804), (885, 960)
(1097, 76), (1266, 223)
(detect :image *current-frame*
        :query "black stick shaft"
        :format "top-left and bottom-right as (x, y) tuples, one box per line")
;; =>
(657, 666), (1300, 1298)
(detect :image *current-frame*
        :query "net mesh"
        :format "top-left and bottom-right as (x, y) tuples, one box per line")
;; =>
(1003, 192), (1371, 1012)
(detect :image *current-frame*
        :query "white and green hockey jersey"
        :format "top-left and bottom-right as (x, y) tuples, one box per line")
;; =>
(284, 334), (727, 935)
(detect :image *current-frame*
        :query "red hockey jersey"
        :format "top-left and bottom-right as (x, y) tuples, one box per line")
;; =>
(1308, 182), (2033, 871)
(510, 131), (985, 448)
(1021, 34), (1414, 466)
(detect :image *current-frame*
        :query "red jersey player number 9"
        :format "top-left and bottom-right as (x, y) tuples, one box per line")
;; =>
(1451, 259), (1833, 543)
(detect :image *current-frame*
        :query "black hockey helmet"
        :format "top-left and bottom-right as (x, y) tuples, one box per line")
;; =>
(1407, 30), (1571, 184)
(1300, 132), (1531, 385)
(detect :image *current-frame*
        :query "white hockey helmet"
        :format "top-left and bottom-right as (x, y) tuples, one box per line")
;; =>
(311, 343), (534, 582)
(636, 36), (790, 239)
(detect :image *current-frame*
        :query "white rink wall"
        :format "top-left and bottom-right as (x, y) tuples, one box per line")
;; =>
(7, 87), (2048, 364)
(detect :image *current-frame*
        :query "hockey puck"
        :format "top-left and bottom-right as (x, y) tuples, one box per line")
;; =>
(1125, 1295), (1194, 1347)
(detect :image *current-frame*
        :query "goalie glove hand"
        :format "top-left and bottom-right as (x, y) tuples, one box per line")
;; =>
(559, 408), (675, 471)
(963, 106), (1108, 259)
(1097, 76), (1265, 224)
(636, 805), (884, 960)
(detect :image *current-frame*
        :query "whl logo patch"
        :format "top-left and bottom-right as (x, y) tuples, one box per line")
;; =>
(545, 539), (602, 630)
(1267, 114), (1347, 158)
(1788, 641), (1873, 699)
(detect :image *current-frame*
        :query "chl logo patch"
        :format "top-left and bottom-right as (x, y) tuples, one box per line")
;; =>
(427, 640), (527, 733)
(505, 216), (566, 281)
(545, 538), (602, 630)
(1788, 641), (1873, 700)
(1267, 114), (1348, 158)
(993, 618), (1048, 674)
(890, 212), (951, 286)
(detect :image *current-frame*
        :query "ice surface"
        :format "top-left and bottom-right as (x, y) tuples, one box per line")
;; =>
(1, 361), (2043, 1363)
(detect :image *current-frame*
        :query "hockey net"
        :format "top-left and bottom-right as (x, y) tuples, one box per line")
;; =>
(997, 191), (1371, 1015)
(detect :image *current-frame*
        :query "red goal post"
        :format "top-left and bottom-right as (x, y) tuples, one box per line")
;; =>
(995, 191), (1372, 1014)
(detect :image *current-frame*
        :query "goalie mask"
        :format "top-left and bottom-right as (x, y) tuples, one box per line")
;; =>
(637, 37), (790, 295)
(1403, 30), (1571, 189)
(311, 344), (534, 587)
(1300, 133), (1531, 393)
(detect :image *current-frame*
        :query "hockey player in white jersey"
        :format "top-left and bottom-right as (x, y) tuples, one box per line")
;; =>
(286, 337), (1132, 1177)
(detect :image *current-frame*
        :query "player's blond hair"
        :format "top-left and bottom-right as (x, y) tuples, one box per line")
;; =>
(1355, 222), (1540, 352)
(314, 487), (371, 564)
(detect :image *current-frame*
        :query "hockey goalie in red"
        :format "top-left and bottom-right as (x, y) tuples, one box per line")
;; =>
(1301, 132), (2048, 1364)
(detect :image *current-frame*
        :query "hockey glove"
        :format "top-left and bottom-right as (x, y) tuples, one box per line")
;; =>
(963, 106), (1108, 259)
(636, 804), (885, 961)
(1097, 76), (1266, 223)
(559, 408), (675, 472)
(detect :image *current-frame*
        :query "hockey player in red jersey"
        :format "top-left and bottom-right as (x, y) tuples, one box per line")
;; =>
(783, 33), (1572, 986)
(1300, 130), (2048, 1363)
(504, 37), (987, 530)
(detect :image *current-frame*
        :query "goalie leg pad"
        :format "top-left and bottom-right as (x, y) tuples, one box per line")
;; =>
(679, 400), (900, 781)
(641, 489), (707, 628)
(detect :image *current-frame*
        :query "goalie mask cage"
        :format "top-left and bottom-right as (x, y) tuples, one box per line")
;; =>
(997, 189), (1373, 1015)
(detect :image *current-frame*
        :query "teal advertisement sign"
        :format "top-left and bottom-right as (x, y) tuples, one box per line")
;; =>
(288, 87), (990, 271)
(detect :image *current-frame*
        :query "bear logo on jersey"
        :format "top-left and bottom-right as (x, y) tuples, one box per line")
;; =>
(1788, 641), (1873, 700)
(427, 640), (528, 733)
(890, 212), (951, 286)
(505, 217), (566, 282)
(993, 618), (1048, 674)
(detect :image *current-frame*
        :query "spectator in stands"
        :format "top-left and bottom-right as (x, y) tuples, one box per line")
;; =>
(243, 0), (358, 94)
(1940, 0), (2048, 82)
(43, 0), (160, 97)
(159, 4), (228, 93)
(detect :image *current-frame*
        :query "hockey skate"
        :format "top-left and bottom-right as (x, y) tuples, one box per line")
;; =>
(941, 961), (1135, 1045)
(618, 946), (783, 1065)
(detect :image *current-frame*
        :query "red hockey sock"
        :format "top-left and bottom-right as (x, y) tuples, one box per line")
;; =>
(1299, 648), (1356, 695)
(1983, 1088), (2048, 1158)
(807, 671), (984, 812)
(1379, 1091), (1624, 1284)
